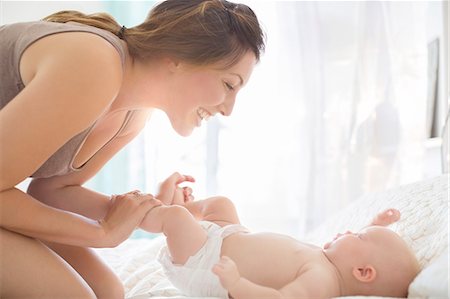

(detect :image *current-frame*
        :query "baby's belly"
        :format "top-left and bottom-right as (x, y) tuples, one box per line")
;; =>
(221, 232), (319, 289)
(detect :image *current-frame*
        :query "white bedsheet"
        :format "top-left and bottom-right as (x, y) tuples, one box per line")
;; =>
(96, 237), (188, 299)
(96, 174), (449, 299)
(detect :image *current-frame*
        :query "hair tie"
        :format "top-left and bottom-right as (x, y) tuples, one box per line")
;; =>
(118, 25), (126, 39)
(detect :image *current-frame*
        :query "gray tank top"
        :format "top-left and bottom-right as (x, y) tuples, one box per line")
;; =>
(0, 21), (130, 178)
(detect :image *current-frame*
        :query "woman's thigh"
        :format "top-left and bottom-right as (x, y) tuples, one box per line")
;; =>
(43, 241), (124, 299)
(0, 228), (96, 298)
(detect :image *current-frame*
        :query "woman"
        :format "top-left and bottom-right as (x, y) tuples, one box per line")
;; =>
(0, 0), (265, 297)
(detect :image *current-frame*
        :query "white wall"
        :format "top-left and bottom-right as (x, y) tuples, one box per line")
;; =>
(423, 1), (449, 178)
(426, 1), (448, 135)
(1, 1), (105, 25)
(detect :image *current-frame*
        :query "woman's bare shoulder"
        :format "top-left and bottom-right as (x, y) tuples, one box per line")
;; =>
(0, 32), (124, 189)
(21, 30), (124, 88)
(21, 31), (124, 124)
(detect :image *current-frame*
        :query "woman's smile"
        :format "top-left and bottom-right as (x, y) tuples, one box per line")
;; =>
(197, 107), (212, 124)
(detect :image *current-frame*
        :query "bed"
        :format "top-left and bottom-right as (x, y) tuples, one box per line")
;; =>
(95, 173), (449, 299)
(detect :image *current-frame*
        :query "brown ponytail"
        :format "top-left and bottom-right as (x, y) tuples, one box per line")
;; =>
(43, 0), (265, 68)
(43, 10), (122, 36)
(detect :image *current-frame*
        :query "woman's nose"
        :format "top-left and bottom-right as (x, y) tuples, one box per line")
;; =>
(219, 96), (236, 116)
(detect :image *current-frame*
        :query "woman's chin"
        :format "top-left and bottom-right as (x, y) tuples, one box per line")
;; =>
(167, 117), (194, 137)
(173, 124), (194, 137)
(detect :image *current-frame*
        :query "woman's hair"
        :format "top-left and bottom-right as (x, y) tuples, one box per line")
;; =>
(43, 0), (265, 68)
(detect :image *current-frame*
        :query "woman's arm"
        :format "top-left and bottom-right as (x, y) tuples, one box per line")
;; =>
(0, 187), (105, 247)
(0, 32), (122, 191)
(24, 111), (152, 246)
(0, 32), (146, 247)
(27, 110), (150, 220)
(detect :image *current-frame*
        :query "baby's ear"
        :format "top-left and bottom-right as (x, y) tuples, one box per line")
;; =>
(352, 265), (377, 283)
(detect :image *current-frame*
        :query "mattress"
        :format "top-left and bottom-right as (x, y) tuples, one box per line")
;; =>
(95, 174), (449, 299)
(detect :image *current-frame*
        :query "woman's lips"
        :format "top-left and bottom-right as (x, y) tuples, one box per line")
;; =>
(197, 107), (211, 121)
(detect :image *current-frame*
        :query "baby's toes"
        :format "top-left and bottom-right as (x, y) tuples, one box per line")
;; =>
(388, 208), (401, 221)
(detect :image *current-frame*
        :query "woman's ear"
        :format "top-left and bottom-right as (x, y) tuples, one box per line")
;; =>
(165, 57), (181, 73)
(352, 265), (377, 282)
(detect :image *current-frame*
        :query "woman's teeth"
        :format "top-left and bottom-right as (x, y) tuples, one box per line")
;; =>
(197, 108), (211, 121)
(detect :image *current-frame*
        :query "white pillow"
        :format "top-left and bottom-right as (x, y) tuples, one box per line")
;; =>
(408, 251), (449, 298)
(306, 175), (448, 298)
(306, 174), (449, 269)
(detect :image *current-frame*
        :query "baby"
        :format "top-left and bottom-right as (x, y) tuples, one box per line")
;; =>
(140, 173), (421, 299)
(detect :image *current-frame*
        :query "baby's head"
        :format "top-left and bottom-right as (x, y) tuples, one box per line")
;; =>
(323, 226), (420, 297)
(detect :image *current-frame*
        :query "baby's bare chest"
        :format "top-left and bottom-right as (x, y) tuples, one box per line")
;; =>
(221, 232), (322, 289)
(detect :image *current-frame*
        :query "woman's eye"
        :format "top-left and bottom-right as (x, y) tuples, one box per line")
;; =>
(225, 82), (235, 91)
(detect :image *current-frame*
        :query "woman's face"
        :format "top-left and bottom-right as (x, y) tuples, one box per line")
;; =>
(165, 51), (257, 136)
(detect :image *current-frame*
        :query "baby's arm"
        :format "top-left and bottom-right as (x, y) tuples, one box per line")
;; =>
(213, 257), (332, 299)
(213, 256), (284, 299)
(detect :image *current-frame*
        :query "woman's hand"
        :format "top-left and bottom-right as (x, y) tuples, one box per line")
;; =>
(98, 190), (159, 247)
(156, 172), (195, 205)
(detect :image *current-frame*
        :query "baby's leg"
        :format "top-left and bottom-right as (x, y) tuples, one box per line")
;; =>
(185, 196), (240, 227)
(140, 205), (207, 264)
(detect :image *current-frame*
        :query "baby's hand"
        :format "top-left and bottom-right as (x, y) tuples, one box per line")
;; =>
(370, 208), (401, 226)
(212, 256), (240, 290)
(156, 172), (195, 205)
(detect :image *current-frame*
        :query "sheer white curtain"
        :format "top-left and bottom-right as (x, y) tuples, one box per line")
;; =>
(213, 1), (428, 236)
(88, 1), (429, 238)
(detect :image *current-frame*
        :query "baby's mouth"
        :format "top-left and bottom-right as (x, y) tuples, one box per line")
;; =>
(323, 234), (341, 249)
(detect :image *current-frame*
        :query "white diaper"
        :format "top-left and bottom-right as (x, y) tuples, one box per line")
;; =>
(157, 221), (249, 298)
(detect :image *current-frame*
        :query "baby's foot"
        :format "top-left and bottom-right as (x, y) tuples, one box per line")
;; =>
(172, 186), (194, 206)
(370, 208), (400, 226)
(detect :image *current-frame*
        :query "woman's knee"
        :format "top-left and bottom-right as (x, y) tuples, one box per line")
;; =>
(0, 228), (96, 298)
(96, 275), (124, 299)
(43, 242), (125, 299)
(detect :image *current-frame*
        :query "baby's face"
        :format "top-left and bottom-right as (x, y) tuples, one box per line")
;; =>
(323, 226), (420, 297)
(323, 226), (406, 260)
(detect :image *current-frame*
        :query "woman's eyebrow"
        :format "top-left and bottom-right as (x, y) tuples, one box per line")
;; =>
(230, 73), (244, 86)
